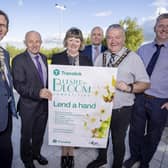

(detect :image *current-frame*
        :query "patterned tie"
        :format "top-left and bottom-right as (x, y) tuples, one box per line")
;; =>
(146, 44), (164, 77)
(107, 54), (115, 67)
(93, 46), (99, 63)
(34, 55), (44, 84)
(0, 47), (11, 98)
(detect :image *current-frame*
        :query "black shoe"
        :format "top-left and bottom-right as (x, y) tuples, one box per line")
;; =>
(123, 158), (139, 168)
(139, 163), (149, 168)
(24, 162), (36, 168)
(33, 154), (48, 165)
(68, 156), (74, 168)
(87, 158), (107, 168)
(61, 156), (74, 168)
(61, 156), (68, 168)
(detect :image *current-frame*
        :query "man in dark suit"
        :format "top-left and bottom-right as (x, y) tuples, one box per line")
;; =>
(12, 31), (52, 168)
(83, 26), (107, 168)
(81, 26), (106, 64)
(0, 10), (18, 168)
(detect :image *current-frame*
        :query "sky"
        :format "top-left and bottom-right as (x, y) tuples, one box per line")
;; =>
(1, 0), (168, 47)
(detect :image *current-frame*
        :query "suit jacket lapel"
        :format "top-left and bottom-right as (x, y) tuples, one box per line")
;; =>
(3, 51), (13, 89)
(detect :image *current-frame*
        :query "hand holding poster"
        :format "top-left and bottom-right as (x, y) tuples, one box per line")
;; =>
(48, 65), (117, 148)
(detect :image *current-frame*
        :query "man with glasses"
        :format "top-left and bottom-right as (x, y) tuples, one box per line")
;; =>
(0, 10), (17, 168)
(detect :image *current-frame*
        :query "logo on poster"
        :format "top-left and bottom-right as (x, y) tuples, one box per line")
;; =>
(53, 69), (60, 76)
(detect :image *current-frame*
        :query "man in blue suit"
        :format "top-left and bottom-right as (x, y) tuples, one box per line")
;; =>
(83, 26), (107, 168)
(81, 26), (106, 64)
(0, 10), (17, 168)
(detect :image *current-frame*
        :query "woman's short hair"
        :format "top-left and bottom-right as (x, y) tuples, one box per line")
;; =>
(63, 27), (85, 50)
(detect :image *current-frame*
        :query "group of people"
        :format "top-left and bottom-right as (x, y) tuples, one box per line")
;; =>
(0, 9), (168, 168)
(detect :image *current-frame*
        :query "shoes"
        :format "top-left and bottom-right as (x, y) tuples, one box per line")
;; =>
(139, 163), (149, 168)
(61, 156), (74, 168)
(123, 158), (139, 168)
(33, 154), (48, 165)
(24, 162), (36, 168)
(87, 158), (107, 168)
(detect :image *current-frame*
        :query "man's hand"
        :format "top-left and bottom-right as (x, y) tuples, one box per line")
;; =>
(39, 88), (52, 100)
(161, 102), (168, 110)
(116, 81), (131, 92)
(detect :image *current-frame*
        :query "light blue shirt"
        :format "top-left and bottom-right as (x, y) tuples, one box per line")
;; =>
(92, 45), (101, 63)
(137, 41), (168, 98)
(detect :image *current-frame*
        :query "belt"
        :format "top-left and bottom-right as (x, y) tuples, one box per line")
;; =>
(113, 105), (133, 112)
(144, 93), (156, 99)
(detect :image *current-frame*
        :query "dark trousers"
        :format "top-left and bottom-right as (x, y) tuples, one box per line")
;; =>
(111, 106), (132, 168)
(98, 148), (107, 160)
(20, 105), (48, 163)
(0, 114), (13, 168)
(129, 94), (168, 167)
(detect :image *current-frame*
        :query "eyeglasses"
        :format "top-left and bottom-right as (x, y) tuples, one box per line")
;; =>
(157, 24), (168, 29)
(0, 24), (7, 28)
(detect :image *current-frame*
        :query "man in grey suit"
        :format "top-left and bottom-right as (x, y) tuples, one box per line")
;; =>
(12, 31), (52, 168)
(0, 10), (17, 168)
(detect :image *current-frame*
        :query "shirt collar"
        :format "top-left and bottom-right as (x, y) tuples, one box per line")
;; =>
(152, 40), (168, 48)
(27, 50), (40, 59)
(92, 45), (101, 50)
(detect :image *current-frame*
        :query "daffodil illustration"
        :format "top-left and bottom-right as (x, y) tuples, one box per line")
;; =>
(83, 108), (111, 138)
(93, 75), (116, 103)
(84, 75), (116, 138)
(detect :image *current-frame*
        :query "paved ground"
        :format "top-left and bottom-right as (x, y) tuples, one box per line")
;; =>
(11, 93), (168, 168)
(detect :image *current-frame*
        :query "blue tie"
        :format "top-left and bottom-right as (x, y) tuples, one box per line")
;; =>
(34, 55), (44, 84)
(146, 44), (163, 77)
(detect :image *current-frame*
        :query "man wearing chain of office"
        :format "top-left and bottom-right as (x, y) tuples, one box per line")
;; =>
(87, 24), (150, 168)
(0, 10), (17, 168)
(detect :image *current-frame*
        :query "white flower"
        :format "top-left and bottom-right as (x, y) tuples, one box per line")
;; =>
(83, 113), (102, 130)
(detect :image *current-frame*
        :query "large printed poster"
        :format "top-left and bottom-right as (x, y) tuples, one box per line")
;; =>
(48, 65), (117, 148)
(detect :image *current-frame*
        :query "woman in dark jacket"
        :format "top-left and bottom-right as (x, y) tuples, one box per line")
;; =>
(52, 27), (92, 168)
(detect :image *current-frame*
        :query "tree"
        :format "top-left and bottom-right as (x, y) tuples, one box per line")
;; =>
(5, 44), (64, 65)
(119, 17), (144, 51)
(6, 44), (24, 61)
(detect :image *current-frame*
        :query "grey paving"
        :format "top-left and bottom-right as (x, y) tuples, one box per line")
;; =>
(11, 92), (168, 168)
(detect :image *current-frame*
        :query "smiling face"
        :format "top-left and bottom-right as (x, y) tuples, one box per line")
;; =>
(155, 18), (168, 43)
(66, 37), (81, 55)
(106, 28), (125, 54)
(0, 14), (8, 41)
(24, 31), (42, 55)
(64, 28), (84, 56)
(91, 27), (104, 46)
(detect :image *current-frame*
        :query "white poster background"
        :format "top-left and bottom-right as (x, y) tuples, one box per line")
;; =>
(48, 65), (117, 148)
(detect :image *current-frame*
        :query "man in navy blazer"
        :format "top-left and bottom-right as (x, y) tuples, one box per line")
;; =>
(81, 26), (106, 64)
(0, 10), (17, 168)
(81, 27), (108, 168)
(12, 31), (52, 168)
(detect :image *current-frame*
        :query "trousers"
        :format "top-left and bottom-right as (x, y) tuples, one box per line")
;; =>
(129, 94), (168, 167)
(0, 113), (13, 168)
(110, 106), (133, 168)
